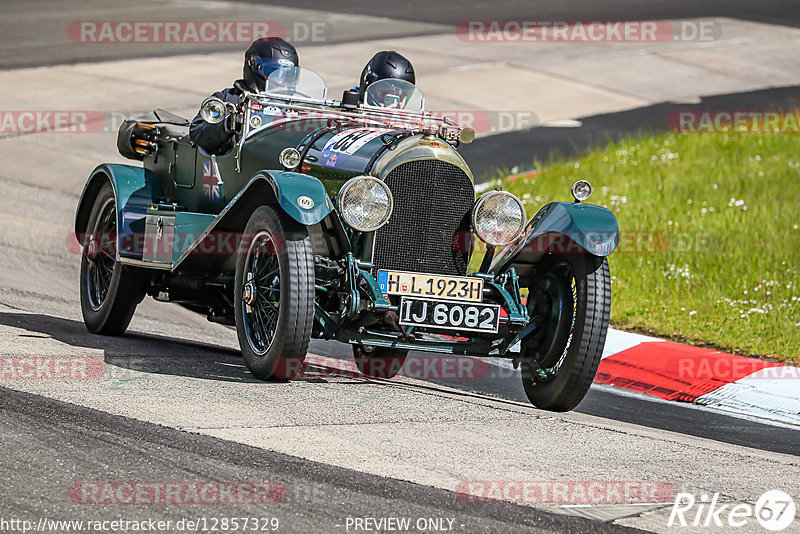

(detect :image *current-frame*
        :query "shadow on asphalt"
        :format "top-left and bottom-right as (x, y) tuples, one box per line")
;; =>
(0, 312), (381, 386)
(0, 311), (257, 382)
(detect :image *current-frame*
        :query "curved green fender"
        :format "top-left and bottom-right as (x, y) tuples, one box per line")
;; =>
(75, 167), (332, 265)
(254, 171), (334, 225)
(490, 201), (619, 274)
(167, 171), (334, 269)
(74, 164), (163, 260)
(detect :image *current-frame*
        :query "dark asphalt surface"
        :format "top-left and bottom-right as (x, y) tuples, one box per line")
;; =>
(4, 0), (800, 69)
(462, 85), (800, 180)
(252, 0), (800, 28)
(0, 385), (639, 534)
(0, 0), (444, 69)
(310, 340), (800, 458)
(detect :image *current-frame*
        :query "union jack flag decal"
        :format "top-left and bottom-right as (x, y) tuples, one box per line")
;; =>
(202, 159), (223, 202)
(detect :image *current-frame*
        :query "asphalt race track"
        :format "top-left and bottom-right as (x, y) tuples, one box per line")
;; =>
(5, 0), (800, 69)
(308, 340), (800, 457)
(1, 386), (622, 533)
(460, 85), (800, 180)
(1, 1), (799, 532)
(251, 0), (800, 28)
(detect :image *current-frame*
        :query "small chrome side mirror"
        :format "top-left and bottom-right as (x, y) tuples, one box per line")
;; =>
(200, 97), (228, 124)
(571, 180), (593, 202)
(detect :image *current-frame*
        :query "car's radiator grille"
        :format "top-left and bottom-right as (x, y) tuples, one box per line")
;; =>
(373, 160), (474, 276)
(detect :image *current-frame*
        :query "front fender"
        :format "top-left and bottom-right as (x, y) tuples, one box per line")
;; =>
(74, 164), (163, 259)
(169, 171), (336, 268)
(490, 202), (619, 274)
(257, 171), (334, 226)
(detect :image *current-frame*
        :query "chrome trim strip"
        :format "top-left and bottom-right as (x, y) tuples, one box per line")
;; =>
(119, 257), (173, 270)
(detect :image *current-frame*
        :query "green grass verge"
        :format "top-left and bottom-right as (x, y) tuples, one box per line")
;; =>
(484, 129), (800, 364)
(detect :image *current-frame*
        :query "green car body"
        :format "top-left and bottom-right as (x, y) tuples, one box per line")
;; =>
(75, 70), (619, 410)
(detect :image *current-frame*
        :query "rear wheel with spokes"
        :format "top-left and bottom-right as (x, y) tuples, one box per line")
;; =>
(79, 182), (145, 335)
(520, 253), (611, 412)
(234, 206), (314, 380)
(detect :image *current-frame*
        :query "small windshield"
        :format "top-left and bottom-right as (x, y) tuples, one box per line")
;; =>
(265, 67), (327, 102)
(250, 56), (296, 81)
(363, 79), (425, 111)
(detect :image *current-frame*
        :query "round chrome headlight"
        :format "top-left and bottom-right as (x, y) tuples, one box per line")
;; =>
(279, 147), (301, 170)
(200, 97), (227, 124)
(472, 190), (526, 246)
(338, 176), (394, 232)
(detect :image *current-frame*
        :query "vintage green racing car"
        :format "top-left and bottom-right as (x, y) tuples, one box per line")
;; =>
(75, 67), (619, 411)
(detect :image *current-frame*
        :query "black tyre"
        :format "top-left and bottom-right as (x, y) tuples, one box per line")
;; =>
(234, 205), (314, 380)
(352, 345), (408, 379)
(520, 253), (611, 412)
(79, 182), (146, 335)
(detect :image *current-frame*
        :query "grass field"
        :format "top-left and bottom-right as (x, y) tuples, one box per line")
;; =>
(481, 129), (800, 364)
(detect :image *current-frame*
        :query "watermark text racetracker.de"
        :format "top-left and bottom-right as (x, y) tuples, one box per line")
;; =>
(0, 517), (280, 533)
(457, 19), (721, 42)
(67, 230), (718, 261)
(456, 480), (674, 505)
(70, 481), (286, 505)
(69, 20), (328, 44)
(665, 357), (800, 381)
(0, 110), (541, 137)
(0, 111), (104, 135)
(0, 357), (104, 380)
(669, 110), (800, 134)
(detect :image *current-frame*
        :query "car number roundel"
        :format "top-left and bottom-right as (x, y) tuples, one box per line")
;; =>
(297, 196), (314, 209)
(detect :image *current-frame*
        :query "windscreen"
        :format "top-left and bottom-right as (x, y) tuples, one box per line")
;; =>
(265, 67), (327, 102)
(363, 79), (425, 111)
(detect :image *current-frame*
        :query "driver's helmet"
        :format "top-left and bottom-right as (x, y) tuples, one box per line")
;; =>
(243, 37), (299, 92)
(359, 51), (415, 101)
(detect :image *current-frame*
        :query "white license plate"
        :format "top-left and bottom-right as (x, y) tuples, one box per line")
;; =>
(398, 297), (500, 333)
(377, 270), (483, 303)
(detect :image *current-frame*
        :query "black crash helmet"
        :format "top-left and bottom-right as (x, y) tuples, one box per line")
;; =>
(243, 37), (299, 92)
(359, 51), (416, 97)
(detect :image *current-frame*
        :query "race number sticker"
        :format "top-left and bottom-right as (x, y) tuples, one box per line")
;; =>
(322, 128), (392, 158)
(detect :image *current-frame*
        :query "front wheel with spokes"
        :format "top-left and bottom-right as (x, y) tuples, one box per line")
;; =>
(520, 253), (611, 412)
(234, 205), (314, 380)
